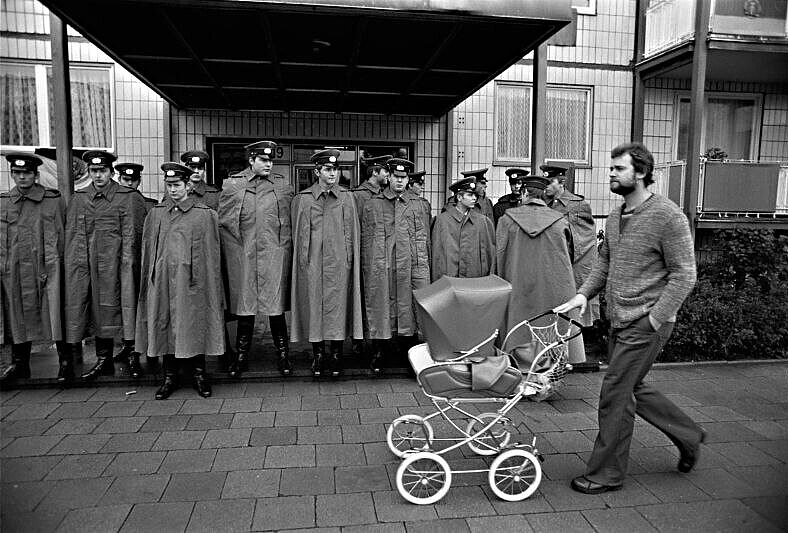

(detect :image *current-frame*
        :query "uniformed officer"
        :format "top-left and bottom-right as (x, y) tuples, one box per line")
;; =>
(290, 149), (364, 377)
(136, 163), (224, 399)
(441, 168), (494, 221)
(116, 162), (158, 213)
(65, 150), (146, 381)
(218, 140), (294, 377)
(180, 150), (220, 210)
(1, 153), (72, 384)
(407, 170), (433, 215)
(493, 168), (528, 225)
(353, 155), (390, 222)
(431, 176), (496, 281)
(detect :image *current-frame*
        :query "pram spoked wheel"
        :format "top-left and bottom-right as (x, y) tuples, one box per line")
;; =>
(465, 413), (512, 456)
(396, 451), (452, 505)
(387, 415), (434, 458)
(488, 449), (542, 502)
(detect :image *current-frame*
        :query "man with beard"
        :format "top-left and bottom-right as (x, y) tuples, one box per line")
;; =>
(65, 150), (146, 381)
(1, 154), (71, 384)
(361, 158), (430, 374)
(136, 163), (223, 399)
(219, 140), (294, 377)
(290, 149), (363, 377)
(431, 176), (495, 281)
(180, 150), (220, 210)
(493, 168), (528, 225)
(556, 142), (700, 494)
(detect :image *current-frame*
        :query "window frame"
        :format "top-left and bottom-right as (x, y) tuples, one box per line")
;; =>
(573, 0), (597, 16)
(672, 91), (763, 161)
(0, 59), (115, 152)
(493, 81), (593, 167)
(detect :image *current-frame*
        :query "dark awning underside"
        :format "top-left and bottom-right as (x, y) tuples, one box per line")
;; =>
(40, 0), (571, 116)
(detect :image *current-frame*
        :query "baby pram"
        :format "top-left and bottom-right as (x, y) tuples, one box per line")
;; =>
(387, 275), (582, 504)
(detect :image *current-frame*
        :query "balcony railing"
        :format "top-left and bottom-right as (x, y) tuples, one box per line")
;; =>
(652, 160), (788, 218)
(644, 0), (696, 57)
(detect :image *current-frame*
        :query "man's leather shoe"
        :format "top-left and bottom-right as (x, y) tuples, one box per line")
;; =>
(570, 476), (622, 494)
(678, 428), (707, 473)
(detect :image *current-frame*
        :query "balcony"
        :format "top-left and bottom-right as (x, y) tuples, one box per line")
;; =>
(644, 0), (696, 57)
(652, 159), (788, 228)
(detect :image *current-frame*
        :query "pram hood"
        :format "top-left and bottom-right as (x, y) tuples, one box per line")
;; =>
(413, 275), (511, 362)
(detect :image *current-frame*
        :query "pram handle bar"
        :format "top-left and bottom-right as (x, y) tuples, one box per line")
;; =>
(446, 329), (500, 362)
(501, 310), (584, 352)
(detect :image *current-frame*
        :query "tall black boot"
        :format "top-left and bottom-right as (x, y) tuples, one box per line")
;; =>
(1, 342), (32, 385)
(155, 354), (178, 400)
(56, 341), (74, 385)
(192, 354), (212, 398)
(113, 339), (135, 362)
(369, 339), (383, 375)
(229, 315), (254, 378)
(311, 342), (325, 378)
(269, 315), (292, 376)
(328, 340), (343, 378)
(81, 337), (115, 380)
(128, 352), (144, 379)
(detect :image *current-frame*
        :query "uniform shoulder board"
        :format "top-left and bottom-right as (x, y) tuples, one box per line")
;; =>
(152, 202), (166, 209)
(567, 191), (585, 201)
(116, 186), (134, 193)
(0, 191), (11, 198)
(44, 188), (62, 197)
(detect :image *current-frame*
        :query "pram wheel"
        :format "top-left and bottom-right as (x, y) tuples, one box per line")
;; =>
(466, 413), (512, 456)
(396, 451), (452, 505)
(488, 449), (542, 502)
(387, 415), (434, 457)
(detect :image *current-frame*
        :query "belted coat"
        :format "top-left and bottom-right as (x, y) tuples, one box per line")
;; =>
(361, 188), (431, 339)
(64, 180), (146, 342)
(290, 182), (364, 342)
(0, 184), (65, 343)
(431, 206), (496, 281)
(135, 197), (225, 358)
(218, 168), (293, 316)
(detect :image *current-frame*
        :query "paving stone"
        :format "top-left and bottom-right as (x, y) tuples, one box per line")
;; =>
(264, 444), (315, 468)
(120, 501), (194, 533)
(538, 479), (607, 512)
(358, 407), (400, 424)
(276, 410), (317, 427)
(260, 396), (302, 411)
(741, 496), (788, 531)
(581, 508), (658, 533)
(0, 434), (63, 457)
(693, 405), (749, 422)
(629, 445), (683, 473)
(104, 451), (167, 476)
(49, 433), (111, 454)
(252, 495), (315, 531)
(316, 492), (377, 527)
(187, 498), (255, 533)
(1, 418), (57, 437)
(45, 418), (101, 435)
(136, 400), (185, 416)
(201, 428), (251, 448)
(100, 474), (170, 504)
(598, 478), (661, 508)
(279, 466), (334, 496)
(152, 430), (206, 450)
(686, 467), (762, 499)
(343, 524), (405, 533)
(546, 413), (597, 432)
(3, 402), (60, 420)
(47, 402), (103, 420)
(702, 421), (766, 443)
(335, 465), (391, 493)
(342, 424), (386, 443)
(219, 397), (262, 413)
(212, 446), (267, 471)
(0, 480), (52, 512)
(372, 490), (438, 522)
(363, 442), (397, 466)
(549, 399), (596, 414)
(162, 471), (227, 501)
(466, 515), (534, 533)
(101, 432), (159, 453)
(186, 413), (233, 430)
(0, 455), (64, 482)
(339, 393), (381, 409)
(316, 443), (365, 466)
(298, 426), (343, 444)
(0, 506), (66, 533)
(301, 394), (340, 410)
(706, 441), (782, 466)
(158, 449), (217, 473)
(250, 427), (297, 446)
(230, 412), (275, 428)
(526, 511), (595, 532)
(632, 473), (712, 503)
(433, 486), (496, 519)
(540, 453), (588, 481)
(93, 401), (143, 418)
(140, 415), (191, 433)
(44, 453), (115, 480)
(726, 464), (788, 496)
(377, 393), (418, 407)
(750, 439), (788, 462)
(405, 519), (470, 533)
(1, 388), (57, 404)
(242, 382), (283, 398)
(539, 431), (595, 454)
(179, 399), (223, 415)
(638, 499), (782, 533)
(94, 416), (148, 433)
(222, 469), (280, 498)
(354, 381), (394, 394)
(37, 477), (113, 511)
(56, 504), (132, 533)
(318, 381), (357, 395)
(740, 420), (788, 440)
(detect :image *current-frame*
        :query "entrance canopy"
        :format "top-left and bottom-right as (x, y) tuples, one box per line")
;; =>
(40, 0), (571, 116)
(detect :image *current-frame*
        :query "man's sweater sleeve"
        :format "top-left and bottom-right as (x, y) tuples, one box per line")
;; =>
(578, 224), (608, 300)
(649, 212), (697, 324)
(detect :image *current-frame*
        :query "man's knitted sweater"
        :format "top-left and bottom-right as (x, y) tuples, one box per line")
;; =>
(579, 193), (696, 328)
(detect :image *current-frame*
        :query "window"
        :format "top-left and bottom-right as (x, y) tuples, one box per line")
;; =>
(0, 61), (113, 150)
(494, 82), (592, 165)
(674, 93), (761, 161)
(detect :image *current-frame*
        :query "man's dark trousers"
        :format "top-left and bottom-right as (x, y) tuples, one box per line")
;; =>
(585, 315), (703, 486)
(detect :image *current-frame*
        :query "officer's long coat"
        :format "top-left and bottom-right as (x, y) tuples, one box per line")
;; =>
(351, 180), (380, 223)
(550, 190), (598, 325)
(218, 168), (293, 316)
(431, 206), (496, 281)
(361, 188), (431, 339)
(135, 197), (225, 358)
(290, 182), (363, 342)
(64, 180), (146, 342)
(478, 195), (495, 221)
(0, 184), (65, 343)
(495, 198), (585, 363)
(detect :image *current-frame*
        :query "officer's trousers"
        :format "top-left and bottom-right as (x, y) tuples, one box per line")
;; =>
(585, 315), (703, 486)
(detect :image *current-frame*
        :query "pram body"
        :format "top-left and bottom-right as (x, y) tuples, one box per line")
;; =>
(388, 275), (581, 504)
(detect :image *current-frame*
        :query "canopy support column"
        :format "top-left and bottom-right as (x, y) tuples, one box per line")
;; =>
(49, 12), (73, 200)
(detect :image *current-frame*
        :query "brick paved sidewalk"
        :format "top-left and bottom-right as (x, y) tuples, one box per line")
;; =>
(1, 362), (786, 532)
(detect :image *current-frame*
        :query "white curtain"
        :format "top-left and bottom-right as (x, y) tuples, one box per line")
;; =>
(546, 87), (588, 161)
(496, 84), (531, 161)
(1, 64), (39, 146)
(48, 67), (111, 147)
